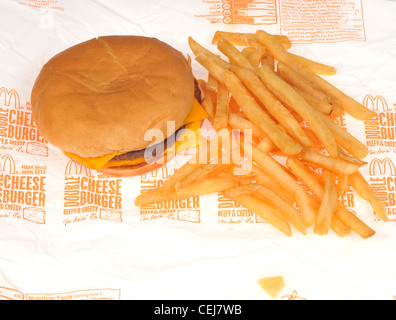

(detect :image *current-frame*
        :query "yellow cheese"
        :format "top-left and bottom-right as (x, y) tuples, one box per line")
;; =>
(65, 98), (208, 170)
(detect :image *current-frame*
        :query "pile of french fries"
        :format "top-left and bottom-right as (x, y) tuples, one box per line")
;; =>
(135, 30), (387, 238)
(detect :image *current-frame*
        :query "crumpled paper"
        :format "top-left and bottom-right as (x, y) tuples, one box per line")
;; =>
(1, 0), (396, 300)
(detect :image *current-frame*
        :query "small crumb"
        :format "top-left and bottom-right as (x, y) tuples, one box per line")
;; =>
(257, 276), (285, 299)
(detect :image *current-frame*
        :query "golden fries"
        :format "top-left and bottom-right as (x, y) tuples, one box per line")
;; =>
(299, 148), (360, 175)
(223, 189), (292, 236)
(217, 38), (255, 70)
(133, 29), (387, 239)
(256, 65), (338, 157)
(189, 37), (230, 69)
(276, 62), (332, 104)
(314, 171), (338, 235)
(348, 171), (388, 222)
(212, 31), (292, 49)
(213, 81), (229, 130)
(229, 66), (312, 147)
(255, 30), (377, 120)
(224, 69), (303, 155)
(286, 156), (375, 238)
(314, 111), (368, 159)
(288, 52), (337, 76)
(230, 184), (307, 234)
(228, 113), (266, 139)
(195, 53), (227, 84)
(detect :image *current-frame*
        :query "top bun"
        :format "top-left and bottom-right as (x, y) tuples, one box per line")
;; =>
(31, 35), (195, 157)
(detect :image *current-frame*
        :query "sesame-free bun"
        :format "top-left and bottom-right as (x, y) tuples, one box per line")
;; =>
(31, 35), (195, 158)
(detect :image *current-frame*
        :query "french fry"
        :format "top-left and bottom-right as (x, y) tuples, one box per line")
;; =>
(174, 163), (224, 190)
(314, 171), (338, 235)
(291, 61), (377, 120)
(255, 30), (377, 120)
(144, 178), (236, 205)
(348, 171), (388, 222)
(230, 184), (306, 234)
(286, 156), (375, 238)
(314, 111), (368, 159)
(307, 192), (351, 237)
(261, 53), (275, 70)
(335, 174), (349, 197)
(241, 46), (256, 59)
(335, 206), (375, 239)
(293, 87), (334, 115)
(195, 53), (228, 85)
(257, 136), (276, 154)
(251, 164), (294, 203)
(135, 130), (226, 206)
(299, 148), (359, 176)
(242, 140), (316, 226)
(201, 89), (215, 121)
(213, 81), (229, 130)
(276, 62), (332, 104)
(286, 157), (325, 198)
(217, 38), (255, 70)
(288, 52), (337, 76)
(336, 146), (367, 167)
(256, 31), (334, 74)
(206, 73), (218, 92)
(188, 37), (230, 69)
(212, 31), (292, 49)
(224, 69), (303, 156)
(228, 113), (266, 139)
(223, 189), (292, 236)
(246, 47), (267, 67)
(257, 65), (338, 157)
(229, 66), (312, 147)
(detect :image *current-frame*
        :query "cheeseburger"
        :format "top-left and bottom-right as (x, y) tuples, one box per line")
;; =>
(31, 35), (207, 176)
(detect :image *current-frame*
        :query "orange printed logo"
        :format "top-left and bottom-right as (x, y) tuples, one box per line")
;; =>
(363, 95), (389, 112)
(0, 86), (48, 156)
(281, 290), (307, 300)
(364, 94), (396, 151)
(279, 0), (365, 43)
(217, 193), (263, 224)
(368, 157), (396, 220)
(63, 160), (122, 225)
(369, 158), (396, 176)
(196, 0), (277, 25)
(139, 165), (201, 223)
(0, 87), (20, 109)
(0, 154), (47, 224)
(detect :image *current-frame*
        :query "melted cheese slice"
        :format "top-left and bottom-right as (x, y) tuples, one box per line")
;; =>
(65, 98), (208, 170)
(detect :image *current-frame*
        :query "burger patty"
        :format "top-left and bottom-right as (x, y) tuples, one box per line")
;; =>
(110, 125), (186, 163)
(108, 79), (203, 164)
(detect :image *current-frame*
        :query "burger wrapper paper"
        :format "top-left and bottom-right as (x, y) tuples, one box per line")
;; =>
(1, 0), (396, 300)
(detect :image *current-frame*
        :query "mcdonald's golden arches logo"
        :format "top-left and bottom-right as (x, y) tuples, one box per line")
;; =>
(0, 154), (16, 174)
(363, 95), (389, 112)
(0, 87), (20, 109)
(65, 159), (92, 177)
(369, 158), (396, 176)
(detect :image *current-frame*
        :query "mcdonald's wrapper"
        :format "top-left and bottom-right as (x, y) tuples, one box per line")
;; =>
(1, 0), (396, 301)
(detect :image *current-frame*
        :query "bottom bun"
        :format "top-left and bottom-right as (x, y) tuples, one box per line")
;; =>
(98, 161), (164, 177)
(97, 153), (175, 177)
